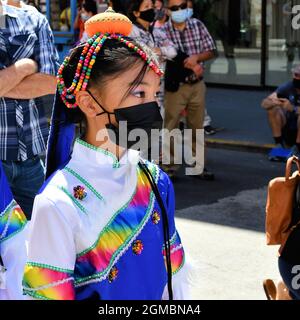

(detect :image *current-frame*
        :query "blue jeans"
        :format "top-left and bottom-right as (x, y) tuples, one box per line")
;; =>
(278, 256), (300, 300)
(2, 157), (45, 220)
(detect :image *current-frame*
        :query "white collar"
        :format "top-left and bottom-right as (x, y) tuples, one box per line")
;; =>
(71, 138), (140, 171)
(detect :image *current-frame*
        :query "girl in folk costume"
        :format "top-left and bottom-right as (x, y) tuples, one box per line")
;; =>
(23, 8), (190, 300)
(0, 161), (27, 300)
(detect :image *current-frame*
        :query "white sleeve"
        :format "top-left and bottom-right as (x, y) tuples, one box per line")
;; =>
(0, 225), (28, 300)
(161, 254), (193, 300)
(23, 192), (77, 300)
(153, 28), (177, 60)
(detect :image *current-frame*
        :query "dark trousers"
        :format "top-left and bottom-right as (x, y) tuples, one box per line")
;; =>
(2, 157), (45, 219)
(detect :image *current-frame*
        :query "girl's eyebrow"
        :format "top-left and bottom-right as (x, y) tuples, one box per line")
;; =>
(128, 81), (150, 86)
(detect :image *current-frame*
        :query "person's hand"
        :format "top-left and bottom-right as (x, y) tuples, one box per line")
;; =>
(153, 47), (162, 56)
(270, 97), (283, 105)
(279, 98), (293, 112)
(192, 64), (204, 78)
(15, 58), (38, 77)
(184, 55), (199, 69)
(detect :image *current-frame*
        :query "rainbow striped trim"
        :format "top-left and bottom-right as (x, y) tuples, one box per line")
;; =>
(163, 231), (185, 275)
(0, 200), (27, 243)
(23, 263), (75, 300)
(74, 162), (159, 286)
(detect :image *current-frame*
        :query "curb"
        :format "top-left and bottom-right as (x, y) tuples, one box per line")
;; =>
(206, 138), (275, 153)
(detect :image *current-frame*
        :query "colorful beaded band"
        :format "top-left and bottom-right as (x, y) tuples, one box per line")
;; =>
(57, 33), (164, 109)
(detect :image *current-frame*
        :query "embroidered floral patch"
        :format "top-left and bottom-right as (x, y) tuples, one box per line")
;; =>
(108, 266), (118, 283)
(132, 240), (144, 255)
(73, 185), (87, 200)
(152, 211), (161, 225)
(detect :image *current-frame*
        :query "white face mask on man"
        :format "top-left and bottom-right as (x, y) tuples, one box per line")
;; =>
(171, 8), (189, 23)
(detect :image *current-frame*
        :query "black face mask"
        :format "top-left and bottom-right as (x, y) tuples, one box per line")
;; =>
(139, 8), (156, 23)
(293, 78), (300, 89)
(87, 90), (163, 150)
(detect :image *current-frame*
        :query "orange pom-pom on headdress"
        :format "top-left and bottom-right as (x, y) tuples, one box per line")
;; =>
(57, 7), (163, 109)
(85, 7), (132, 37)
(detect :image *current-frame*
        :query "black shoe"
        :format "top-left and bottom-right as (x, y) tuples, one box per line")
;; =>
(194, 168), (215, 181)
(204, 125), (217, 135)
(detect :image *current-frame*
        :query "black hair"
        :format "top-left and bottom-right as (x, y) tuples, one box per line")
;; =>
(109, 0), (130, 15)
(127, 0), (145, 22)
(62, 38), (151, 124)
(82, 0), (98, 15)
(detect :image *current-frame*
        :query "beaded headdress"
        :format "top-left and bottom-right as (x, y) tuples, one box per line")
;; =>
(57, 7), (163, 109)
(46, 8), (163, 179)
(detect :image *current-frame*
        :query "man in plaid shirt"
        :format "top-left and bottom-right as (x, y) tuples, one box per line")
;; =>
(162, 0), (216, 179)
(0, 1), (59, 218)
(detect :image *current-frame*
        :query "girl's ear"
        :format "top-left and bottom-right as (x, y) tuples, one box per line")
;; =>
(76, 91), (99, 118)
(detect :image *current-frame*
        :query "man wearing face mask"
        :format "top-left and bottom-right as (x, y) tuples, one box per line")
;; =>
(161, 0), (216, 180)
(262, 66), (300, 158)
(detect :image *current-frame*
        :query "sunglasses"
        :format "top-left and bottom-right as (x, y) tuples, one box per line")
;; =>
(169, 2), (187, 12)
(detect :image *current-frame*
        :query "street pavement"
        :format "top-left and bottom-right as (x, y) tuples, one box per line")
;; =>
(173, 147), (286, 300)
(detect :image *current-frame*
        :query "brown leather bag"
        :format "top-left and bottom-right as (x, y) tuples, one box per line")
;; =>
(266, 156), (300, 247)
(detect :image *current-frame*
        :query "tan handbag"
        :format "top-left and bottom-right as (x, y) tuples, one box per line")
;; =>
(266, 156), (300, 247)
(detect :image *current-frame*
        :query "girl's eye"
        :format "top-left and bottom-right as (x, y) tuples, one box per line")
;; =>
(155, 92), (161, 98)
(132, 91), (146, 98)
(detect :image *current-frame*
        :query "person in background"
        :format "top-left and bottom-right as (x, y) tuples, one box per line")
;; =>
(128, 0), (176, 60)
(187, 0), (217, 136)
(74, 0), (85, 43)
(161, 0), (216, 180)
(128, 0), (177, 164)
(261, 65), (300, 159)
(264, 178), (300, 300)
(60, 6), (72, 31)
(108, 0), (130, 15)
(0, 1), (59, 219)
(79, 0), (98, 43)
(154, 0), (168, 29)
(128, 0), (177, 116)
(4, 0), (57, 124)
(277, 179), (300, 300)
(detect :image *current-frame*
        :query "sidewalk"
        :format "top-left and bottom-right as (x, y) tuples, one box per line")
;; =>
(205, 87), (275, 152)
